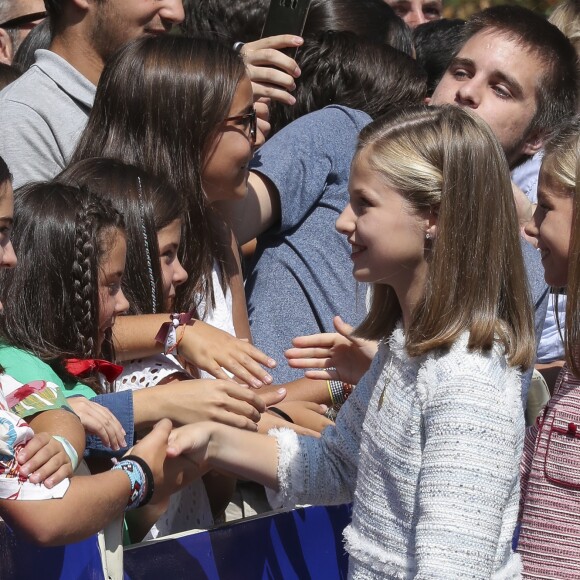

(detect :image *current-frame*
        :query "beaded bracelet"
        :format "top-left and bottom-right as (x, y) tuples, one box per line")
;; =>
(111, 455), (154, 511)
(52, 435), (79, 472)
(327, 380), (354, 407)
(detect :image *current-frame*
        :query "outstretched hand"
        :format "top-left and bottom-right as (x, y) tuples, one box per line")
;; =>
(178, 320), (276, 388)
(285, 316), (377, 385)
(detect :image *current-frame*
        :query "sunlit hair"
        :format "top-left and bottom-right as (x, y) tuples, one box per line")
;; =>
(57, 158), (181, 316)
(71, 35), (246, 313)
(355, 105), (535, 368)
(0, 182), (125, 393)
(549, 0), (580, 56)
(540, 117), (580, 376)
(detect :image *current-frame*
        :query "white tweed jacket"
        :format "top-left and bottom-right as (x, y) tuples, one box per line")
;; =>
(269, 327), (524, 579)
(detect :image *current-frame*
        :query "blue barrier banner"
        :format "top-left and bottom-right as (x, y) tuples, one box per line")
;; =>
(0, 523), (104, 579)
(124, 505), (351, 579)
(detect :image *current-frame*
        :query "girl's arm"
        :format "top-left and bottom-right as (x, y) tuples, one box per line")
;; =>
(113, 315), (275, 387)
(226, 227), (252, 342)
(168, 348), (386, 508)
(0, 419), (172, 546)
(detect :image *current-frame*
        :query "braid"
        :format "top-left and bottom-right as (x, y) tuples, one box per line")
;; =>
(72, 202), (99, 359)
(70, 192), (125, 363)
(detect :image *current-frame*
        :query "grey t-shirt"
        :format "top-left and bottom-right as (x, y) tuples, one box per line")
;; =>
(246, 105), (371, 383)
(0, 49), (95, 188)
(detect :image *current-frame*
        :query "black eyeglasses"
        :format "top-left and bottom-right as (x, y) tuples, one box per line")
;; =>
(0, 11), (47, 30)
(223, 108), (257, 143)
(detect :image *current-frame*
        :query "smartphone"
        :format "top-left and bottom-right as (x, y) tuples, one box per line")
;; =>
(261, 0), (312, 58)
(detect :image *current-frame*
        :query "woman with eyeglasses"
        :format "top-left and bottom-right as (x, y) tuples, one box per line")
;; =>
(71, 35), (272, 385)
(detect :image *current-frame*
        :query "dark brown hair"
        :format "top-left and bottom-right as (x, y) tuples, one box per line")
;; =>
(72, 35), (246, 313)
(0, 182), (124, 392)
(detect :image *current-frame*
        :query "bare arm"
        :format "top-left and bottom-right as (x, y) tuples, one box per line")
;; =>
(0, 419), (172, 546)
(113, 314), (275, 386)
(217, 171), (281, 246)
(168, 422), (280, 491)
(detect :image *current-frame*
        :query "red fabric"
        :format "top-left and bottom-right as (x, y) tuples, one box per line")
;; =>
(65, 358), (123, 382)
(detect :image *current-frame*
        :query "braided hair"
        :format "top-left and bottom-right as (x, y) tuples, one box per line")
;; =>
(0, 182), (124, 393)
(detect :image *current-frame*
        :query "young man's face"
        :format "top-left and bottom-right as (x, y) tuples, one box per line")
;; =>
(431, 30), (543, 167)
(385, 0), (442, 28)
(90, 0), (185, 61)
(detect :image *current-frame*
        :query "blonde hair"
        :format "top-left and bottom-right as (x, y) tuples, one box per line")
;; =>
(355, 105), (535, 368)
(549, 0), (580, 55)
(540, 116), (580, 376)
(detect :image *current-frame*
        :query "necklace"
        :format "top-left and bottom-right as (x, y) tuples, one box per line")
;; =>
(377, 355), (394, 411)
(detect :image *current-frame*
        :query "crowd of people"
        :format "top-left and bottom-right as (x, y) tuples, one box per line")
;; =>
(0, 0), (578, 577)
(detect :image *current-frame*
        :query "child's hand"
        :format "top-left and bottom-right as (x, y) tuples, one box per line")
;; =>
(67, 397), (127, 451)
(285, 316), (377, 385)
(166, 423), (214, 470)
(179, 320), (276, 388)
(241, 35), (303, 105)
(146, 380), (283, 431)
(17, 432), (73, 488)
(268, 401), (333, 434)
(126, 419), (173, 501)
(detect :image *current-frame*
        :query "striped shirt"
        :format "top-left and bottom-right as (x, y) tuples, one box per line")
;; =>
(519, 365), (580, 577)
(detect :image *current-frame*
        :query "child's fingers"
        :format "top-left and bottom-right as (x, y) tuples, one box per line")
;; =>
(42, 463), (73, 488)
(304, 369), (338, 381)
(220, 412), (259, 432)
(257, 387), (287, 407)
(69, 398), (127, 450)
(333, 316), (362, 344)
(16, 432), (51, 465)
(19, 436), (65, 477)
(286, 356), (333, 369)
(225, 385), (268, 414)
(290, 333), (341, 348)
(219, 354), (275, 388)
(28, 453), (72, 486)
(242, 35), (302, 74)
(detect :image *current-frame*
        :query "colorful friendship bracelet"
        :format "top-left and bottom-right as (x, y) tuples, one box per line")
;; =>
(326, 380), (354, 407)
(111, 455), (154, 511)
(154, 312), (193, 356)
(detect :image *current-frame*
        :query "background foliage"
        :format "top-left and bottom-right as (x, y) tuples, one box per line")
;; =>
(444, 0), (560, 19)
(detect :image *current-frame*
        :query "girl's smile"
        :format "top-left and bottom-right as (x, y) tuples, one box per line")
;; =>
(524, 171), (573, 288)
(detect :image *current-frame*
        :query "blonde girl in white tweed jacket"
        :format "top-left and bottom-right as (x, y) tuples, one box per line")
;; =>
(166, 105), (536, 578)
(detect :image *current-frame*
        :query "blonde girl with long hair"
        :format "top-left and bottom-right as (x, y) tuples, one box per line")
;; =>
(519, 117), (580, 578)
(165, 105), (536, 577)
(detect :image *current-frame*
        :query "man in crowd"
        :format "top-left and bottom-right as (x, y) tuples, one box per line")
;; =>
(0, 0), (45, 64)
(385, 0), (443, 28)
(0, 0), (301, 188)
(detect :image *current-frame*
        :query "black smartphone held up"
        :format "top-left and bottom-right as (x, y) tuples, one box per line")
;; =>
(261, 0), (312, 58)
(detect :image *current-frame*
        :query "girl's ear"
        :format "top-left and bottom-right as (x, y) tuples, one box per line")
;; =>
(426, 205), (439, 239)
